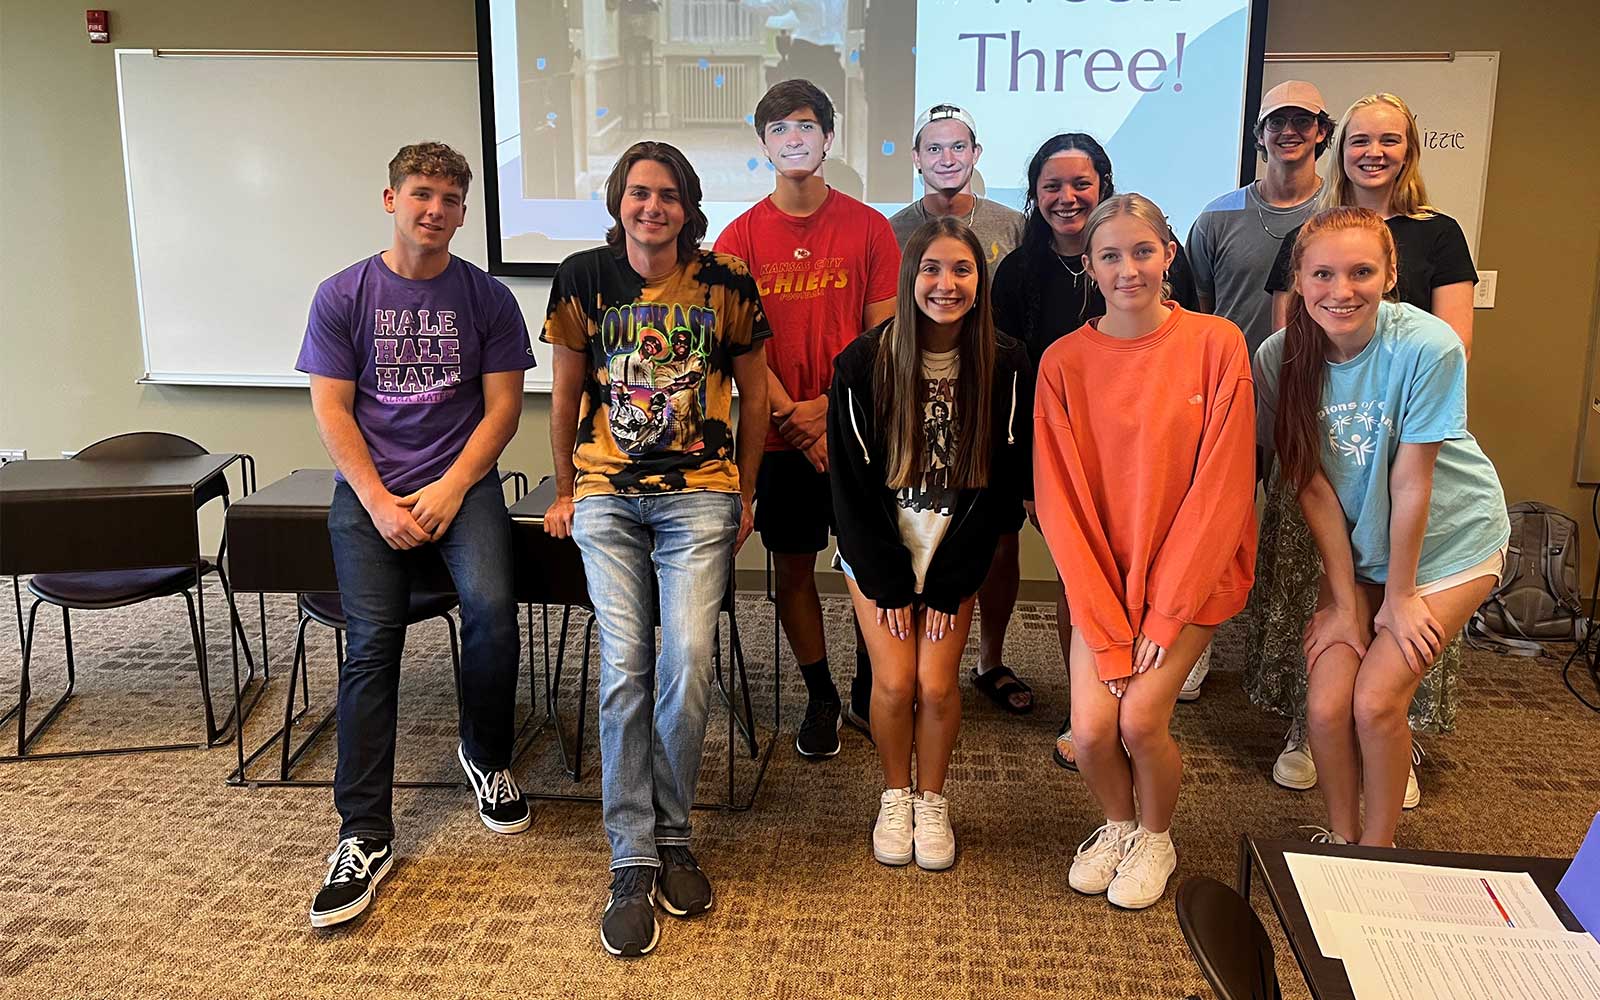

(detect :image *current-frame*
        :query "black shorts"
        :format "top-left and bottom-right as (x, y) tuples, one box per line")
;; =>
(999, 495), (1027, 535)
(755, 449), (835, 554)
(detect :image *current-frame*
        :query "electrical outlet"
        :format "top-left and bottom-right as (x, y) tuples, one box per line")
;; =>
(0, 448), (26, 463)
(1473, 270), (1497, 309)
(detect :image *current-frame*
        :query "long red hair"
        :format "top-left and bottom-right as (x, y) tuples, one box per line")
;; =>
(1276, 207), (1398, 492)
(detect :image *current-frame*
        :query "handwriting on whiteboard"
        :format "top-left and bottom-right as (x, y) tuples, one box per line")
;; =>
(1414, 116), (1468, 150)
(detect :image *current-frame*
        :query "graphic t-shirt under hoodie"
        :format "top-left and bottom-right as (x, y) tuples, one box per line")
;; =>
(1033, 305), (1258, 681)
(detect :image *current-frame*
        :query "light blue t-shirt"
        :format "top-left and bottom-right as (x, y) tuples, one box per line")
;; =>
(1254, 301), (1510, 585)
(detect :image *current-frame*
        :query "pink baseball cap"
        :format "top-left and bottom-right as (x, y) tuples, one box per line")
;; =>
(1259, 81), (1327, 121)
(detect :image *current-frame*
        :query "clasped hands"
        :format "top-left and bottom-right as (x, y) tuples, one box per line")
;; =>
(774, 395), (828, 472)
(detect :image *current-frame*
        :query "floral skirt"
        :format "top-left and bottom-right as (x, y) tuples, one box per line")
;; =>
(1242, 465), (1459, 734)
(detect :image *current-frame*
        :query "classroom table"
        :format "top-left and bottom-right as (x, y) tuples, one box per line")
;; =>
(223, 471), (774, 809)
(0, 453), (261, 758)
(1239, 835), (1583, 1000)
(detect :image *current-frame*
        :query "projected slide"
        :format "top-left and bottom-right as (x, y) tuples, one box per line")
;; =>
(478, 0), (1263, 274)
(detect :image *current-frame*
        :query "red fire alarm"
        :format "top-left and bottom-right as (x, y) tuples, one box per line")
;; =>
(87, 10), (110, 44)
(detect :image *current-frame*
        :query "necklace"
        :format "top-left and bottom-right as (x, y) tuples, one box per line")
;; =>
(1053, 250), (1086, 277)
(1253, 180), (1313, 241)
(920, 194), (980, 228)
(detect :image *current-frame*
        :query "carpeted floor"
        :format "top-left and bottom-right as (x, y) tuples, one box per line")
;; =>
(0, 585), (1596, 1000)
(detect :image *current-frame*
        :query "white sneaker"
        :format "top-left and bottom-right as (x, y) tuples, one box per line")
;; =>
(872, 788), (915, 866)
(912, 790), (956, 870)
(1403, 740), (1423, 810)
(1107, 828), (1178, 910)
(1273, 721), (1317, 790)
(1068, 818), (1137, 895)
(1178, 643), (1213, 702)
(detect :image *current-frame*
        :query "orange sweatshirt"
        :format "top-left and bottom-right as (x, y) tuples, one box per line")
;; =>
(1033, 305), (1257, 681)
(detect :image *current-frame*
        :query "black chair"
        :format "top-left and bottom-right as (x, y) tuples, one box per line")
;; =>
(1175, 876), (1283, 1000)
(264, 591), (461, 783)
(10, 432), (261, 759)
(232, 471), (542, 787)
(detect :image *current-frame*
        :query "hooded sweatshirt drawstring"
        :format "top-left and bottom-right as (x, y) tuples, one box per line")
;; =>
(1007, 370), (1018, 445)
(848, 387), (870, 463)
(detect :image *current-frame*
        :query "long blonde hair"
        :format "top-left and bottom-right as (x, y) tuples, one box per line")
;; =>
(876, 216), (995, 490)
(1318, 93), (1436, 220)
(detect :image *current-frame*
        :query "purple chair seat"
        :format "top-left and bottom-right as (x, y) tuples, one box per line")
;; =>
(298, 591), (459, 629)
(29, 564), (207, 610)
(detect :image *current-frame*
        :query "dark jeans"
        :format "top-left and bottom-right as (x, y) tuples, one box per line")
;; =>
(327, 472), (519, 840)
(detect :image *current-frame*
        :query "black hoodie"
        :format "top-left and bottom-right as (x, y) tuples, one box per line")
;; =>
(827, 322), (1034, 615)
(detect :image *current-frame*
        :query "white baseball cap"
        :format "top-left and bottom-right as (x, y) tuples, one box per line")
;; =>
(913, 104), (978, 146)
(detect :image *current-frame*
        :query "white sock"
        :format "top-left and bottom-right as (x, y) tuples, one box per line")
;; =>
(1107, 817), (1137, 835)
(1138, 826), (1173, 847)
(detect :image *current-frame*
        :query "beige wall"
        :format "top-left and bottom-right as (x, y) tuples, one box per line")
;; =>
(3, 1), (1597, 585)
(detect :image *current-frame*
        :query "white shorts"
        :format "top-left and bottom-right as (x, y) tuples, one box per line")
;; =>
(1415, 545), (1508, 598)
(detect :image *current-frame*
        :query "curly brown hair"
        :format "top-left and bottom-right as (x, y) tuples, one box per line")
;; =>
(387, 141), (473, 194)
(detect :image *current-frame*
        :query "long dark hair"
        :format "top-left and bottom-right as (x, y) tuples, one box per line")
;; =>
(603, 141), (709, 263)
(876, 216), (996, 490)
(1019, 132), (1114, 260)
(1011, 133), (1114, 343)
(1276, 207), (1399, 492)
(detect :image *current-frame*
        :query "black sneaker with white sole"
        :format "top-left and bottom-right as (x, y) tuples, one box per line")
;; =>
(458, 742), (532, 834)
(310, 836), (393, 928)
(657, 845), (714, 917)
(600, 865), (659, 957)
(796, 697), (842, 758)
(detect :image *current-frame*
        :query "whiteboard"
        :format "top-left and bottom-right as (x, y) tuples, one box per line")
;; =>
(1257, 52), (1499, 258)
(116, 50), (556, 390)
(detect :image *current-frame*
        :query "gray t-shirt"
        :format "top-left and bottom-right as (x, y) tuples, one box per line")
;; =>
(1186, 182), (1319, 356)
(889, 197), (1026, 274)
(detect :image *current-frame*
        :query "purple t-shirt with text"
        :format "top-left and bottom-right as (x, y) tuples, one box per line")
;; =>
(296, 253), (534, 496)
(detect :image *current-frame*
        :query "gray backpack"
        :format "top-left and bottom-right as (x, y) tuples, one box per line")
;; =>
(1467, 501), (1587, 656)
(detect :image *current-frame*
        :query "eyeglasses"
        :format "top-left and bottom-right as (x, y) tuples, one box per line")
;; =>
(1263, 113), (1318, 133)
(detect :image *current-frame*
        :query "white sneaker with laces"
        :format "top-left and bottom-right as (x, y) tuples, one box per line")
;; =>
(873, 787), (915, 866)
(1273, 720), (1317, 790)
(912, 790), (956, 870)
(1068, 818), (1137, 895)
(1107, 827), (1178, 910)
(1178, 643), (1213, 702)
(1403, 740), (1423, 809)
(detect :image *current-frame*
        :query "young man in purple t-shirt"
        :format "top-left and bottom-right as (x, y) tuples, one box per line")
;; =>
(295, 142), (535, 929)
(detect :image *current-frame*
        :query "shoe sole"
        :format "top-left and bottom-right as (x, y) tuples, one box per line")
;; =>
(1272, 764), (1318, 791)
(874, 844), (913, 866)
(795, 713), (843, 759)
(1403, 790), (1420, 810)
(1177, 686), (1202, 703)
(1108, 883), (1170, 910)
(309, 853), (394, 928)
(657, 886), (714, 918)
(459, 744), (532, 834)
(914, 847), (955, 871)
(600, 893), (660, 958)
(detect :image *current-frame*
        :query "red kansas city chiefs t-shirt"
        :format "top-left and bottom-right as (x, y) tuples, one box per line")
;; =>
(715, 188), (900, 450)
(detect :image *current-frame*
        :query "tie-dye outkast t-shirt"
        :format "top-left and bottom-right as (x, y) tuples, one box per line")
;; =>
(296, 253), (534, 496)
(541, 247), (770, 500)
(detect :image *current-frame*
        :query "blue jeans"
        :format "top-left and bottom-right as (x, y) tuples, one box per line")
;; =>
(571, 491), (740, 869)
(327, 472), (519, 841)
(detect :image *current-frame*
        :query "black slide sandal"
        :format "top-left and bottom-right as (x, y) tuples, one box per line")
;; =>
(1052, 716), (1078, 772)
(971, 665), (1035, 715)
